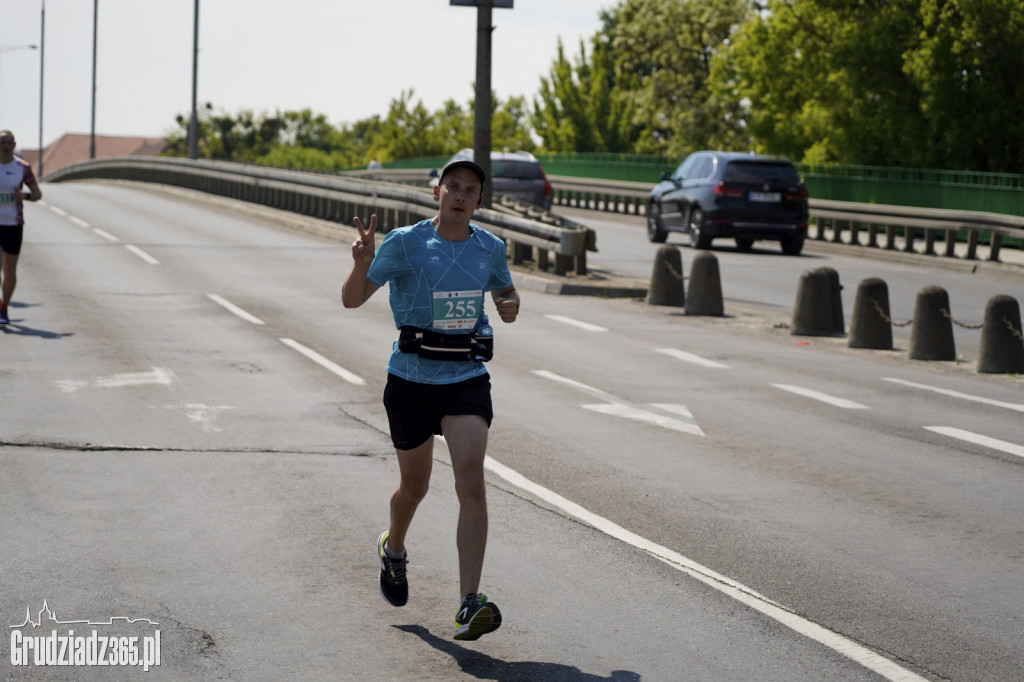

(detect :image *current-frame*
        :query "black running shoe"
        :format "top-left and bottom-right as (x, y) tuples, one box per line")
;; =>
(377, 531), (408, 607)
(453, 593), (502, 641)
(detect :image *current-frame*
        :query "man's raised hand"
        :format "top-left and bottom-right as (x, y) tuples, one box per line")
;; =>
(352, 214), (378, 265)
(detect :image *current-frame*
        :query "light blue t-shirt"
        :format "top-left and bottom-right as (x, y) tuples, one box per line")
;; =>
(367, 218), (514, 384)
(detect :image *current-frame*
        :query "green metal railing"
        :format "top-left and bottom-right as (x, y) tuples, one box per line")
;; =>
(534, 153), (672, 183)
(376, 154), (1024, 219)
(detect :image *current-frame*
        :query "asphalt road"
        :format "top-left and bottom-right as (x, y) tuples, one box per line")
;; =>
(2, 181), (1022, 681)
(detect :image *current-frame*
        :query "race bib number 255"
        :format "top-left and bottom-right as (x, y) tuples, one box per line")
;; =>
(432, 290), (483, 330)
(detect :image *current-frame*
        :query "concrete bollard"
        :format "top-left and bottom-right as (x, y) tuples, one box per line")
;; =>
(909, 285), (956, 361)
(647, 244), (685, 307)
(849, 277), (893, 350)
(977, 295), (1024, 374)
(685, 251), (724, 316)
(791, 267), (844, 336)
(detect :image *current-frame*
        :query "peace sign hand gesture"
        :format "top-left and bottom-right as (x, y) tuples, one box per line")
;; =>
(351, 214), (378, 266)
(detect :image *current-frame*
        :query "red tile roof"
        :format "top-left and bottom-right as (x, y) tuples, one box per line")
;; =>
(20, 133), (168, 179)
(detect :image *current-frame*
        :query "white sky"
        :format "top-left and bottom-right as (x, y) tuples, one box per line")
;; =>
(1, 0), (611, 151)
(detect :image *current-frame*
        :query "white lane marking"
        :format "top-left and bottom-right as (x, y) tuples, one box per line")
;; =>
(533, 369), (704, 436)
(544, 314), (608, 332)
(771, 384), (870, 409)
(57, 367), (176, 393)
(125, 244), (159, 265)
(93, 228), (119, 242)
(207, 294), (265, 325)
(533, 369), (616, 401)
(655, 347), (730, 369)
(481, 455), (927, 682)
(883, 377), (1024, 412)
(49, 205), (68, 217)
(69, 216), (90, 228)
(279, 338), (365, 386)
(925, 426), (1024, 459)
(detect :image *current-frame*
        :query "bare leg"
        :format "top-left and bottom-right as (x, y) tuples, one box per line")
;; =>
(1, 252), (18, 306)
(387, 436), (434, 555)
(442, 414), (490, 596)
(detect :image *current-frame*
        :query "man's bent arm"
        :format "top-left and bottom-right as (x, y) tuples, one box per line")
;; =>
(342, 265), (380, 308)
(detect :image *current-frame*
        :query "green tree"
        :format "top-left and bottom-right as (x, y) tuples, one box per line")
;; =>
(531, 19), (640, 153)
(165, 91), (541, 169)
(905, 0), (1024, 172)
(713, 0), (927, 164)
(609, 0), (755, 157)
(714, 0), (1024, 171)
(492, 95), (538, 153)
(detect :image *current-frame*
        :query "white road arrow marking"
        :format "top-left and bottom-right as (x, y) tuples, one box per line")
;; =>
(57, 367), (176, 393)
(584, 402), (705, 436)
(533, 369), (705, 436)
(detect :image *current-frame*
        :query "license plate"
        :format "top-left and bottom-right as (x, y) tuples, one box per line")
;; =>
(749, 192), (781, 202)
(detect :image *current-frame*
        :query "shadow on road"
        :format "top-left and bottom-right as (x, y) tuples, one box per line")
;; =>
(0, 303), (73, 339)
(0, 322), (74, 339)
(394, 624), (641, 682)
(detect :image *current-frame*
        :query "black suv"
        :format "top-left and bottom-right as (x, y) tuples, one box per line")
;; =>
(647, 151), (809, 255)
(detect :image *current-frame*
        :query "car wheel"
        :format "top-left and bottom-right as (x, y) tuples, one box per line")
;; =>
(647, 202), (668, 243)
(735, 237), (754, 251)
(781, 235), (804, 255)
(688, 208), (711, 249)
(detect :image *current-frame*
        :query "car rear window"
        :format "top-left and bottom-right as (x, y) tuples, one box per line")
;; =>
(724, 162), (801, 186)
(491, 160), (544, 180)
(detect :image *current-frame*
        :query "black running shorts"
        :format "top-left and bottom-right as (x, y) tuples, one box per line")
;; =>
(0, 225), (24, 255)
(383, 373), (493, 450)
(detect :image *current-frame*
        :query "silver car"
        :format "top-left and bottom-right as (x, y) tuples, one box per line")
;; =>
(432, 149), (553, 210)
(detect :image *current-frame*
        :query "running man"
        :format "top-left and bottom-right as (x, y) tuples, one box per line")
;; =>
(0, 130), (42, 325)
(342, 158), (520, 641)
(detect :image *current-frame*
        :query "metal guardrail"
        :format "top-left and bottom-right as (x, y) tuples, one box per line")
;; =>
(539, 175), (1022, 264)
(46, 158), (595, 276)
(808, 199), (1024, 262)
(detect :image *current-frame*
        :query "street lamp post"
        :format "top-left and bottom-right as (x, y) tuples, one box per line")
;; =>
(449, 0), (513, 208)
(188, 0), (200, 160)
(90, 0), (98, 159)
(0, 44), (39, 122)
(39, 1), (46, 177)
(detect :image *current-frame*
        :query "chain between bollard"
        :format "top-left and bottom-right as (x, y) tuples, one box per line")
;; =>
(1004, 316), (1024, 342)
(939, 308), (984, 330)
(664, 260), (686, 281)
(870, 298), (913, 327)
